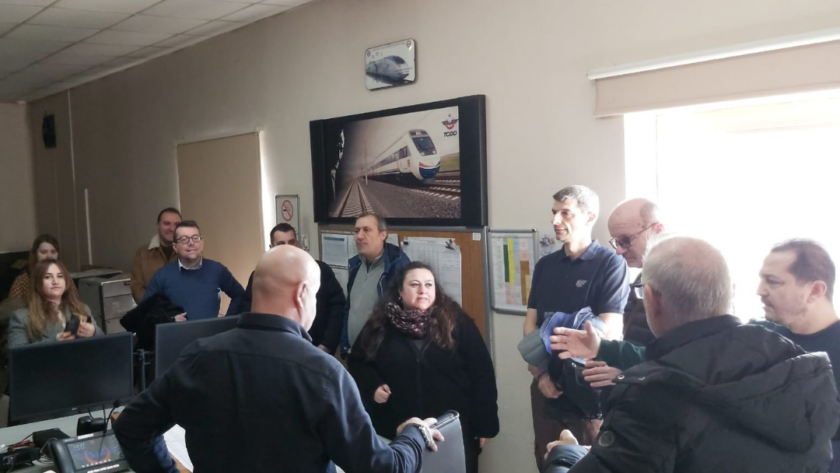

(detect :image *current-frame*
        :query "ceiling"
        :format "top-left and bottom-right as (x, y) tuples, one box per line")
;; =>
(0, 0), (314, 104)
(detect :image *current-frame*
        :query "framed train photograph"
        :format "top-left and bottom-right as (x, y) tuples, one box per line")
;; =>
(365, 39), (416, 90)
(310, 95), (487, 227)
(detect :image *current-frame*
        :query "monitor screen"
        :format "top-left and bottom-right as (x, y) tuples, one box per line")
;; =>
(67, 432), (125, 469)
(155, 316), (239, 378)
(9, 332), (134, 422)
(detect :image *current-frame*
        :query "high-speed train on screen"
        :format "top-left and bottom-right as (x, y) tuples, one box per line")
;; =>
(365, 55), (411, 83)
(364, 129), (439, 184)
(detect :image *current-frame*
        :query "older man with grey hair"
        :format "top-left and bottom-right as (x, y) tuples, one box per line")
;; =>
(543, 236), (840, 473)
(523, 185), (629, 469)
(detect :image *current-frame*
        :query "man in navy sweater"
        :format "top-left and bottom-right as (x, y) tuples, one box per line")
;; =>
(142, 220), (245, 320)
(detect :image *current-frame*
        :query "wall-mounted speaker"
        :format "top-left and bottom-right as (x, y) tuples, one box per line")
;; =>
(42, 114), (56, 149)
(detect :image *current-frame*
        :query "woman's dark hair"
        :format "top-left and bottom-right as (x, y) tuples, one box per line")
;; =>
(28, 234), (60, 273)
(359, 261), (460, 359)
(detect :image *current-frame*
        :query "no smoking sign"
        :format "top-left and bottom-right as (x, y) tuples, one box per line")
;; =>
(275, 195), (300, 236)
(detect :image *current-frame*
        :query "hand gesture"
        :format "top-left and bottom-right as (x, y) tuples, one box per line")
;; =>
(374, 384), (391, 404)
(544, 430), (579, 460)
(582, 360), (622, 388)
(549, 321), (601, 360)
(77, 320), (96, 338)
(174, 313), (187, 322)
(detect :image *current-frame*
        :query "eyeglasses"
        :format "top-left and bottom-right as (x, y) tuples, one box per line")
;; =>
(630, 281), (645, 299)
(609, 222), (658, 250)
(175, 235), (202, 244)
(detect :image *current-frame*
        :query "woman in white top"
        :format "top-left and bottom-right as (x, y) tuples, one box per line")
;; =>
(9, 258), (102, 348)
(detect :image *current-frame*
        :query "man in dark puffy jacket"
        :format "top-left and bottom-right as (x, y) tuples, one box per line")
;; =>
(544, 235), (840, 473)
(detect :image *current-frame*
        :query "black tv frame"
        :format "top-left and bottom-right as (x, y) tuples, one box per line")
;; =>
(310, 94), (487, 227)
(9, 332), (134, 422)
(154, 316), (240, 378)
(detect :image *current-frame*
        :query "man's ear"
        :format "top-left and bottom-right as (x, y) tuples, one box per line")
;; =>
(643, 284), (662, 333)
(808, 280), (828, 303)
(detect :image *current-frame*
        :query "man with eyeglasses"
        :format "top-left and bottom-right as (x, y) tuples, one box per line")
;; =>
(606, 198), (665, 346)
(142, 220), (245, 321)
(523, 185), (629, 470)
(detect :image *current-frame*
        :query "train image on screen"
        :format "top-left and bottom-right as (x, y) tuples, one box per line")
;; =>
(365, 55), (411, 83)
(361, 129), (439, 184)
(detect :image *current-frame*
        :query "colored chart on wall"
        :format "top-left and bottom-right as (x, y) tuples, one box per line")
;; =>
(488, 230), (539, 315)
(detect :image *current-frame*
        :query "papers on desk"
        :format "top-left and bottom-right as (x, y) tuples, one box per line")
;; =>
(165, 425), (193, 472)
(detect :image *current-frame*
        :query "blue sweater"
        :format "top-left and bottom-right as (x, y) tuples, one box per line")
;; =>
(142, 259), (245, 320)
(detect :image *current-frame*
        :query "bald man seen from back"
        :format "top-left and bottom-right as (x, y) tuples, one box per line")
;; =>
(115, 245), (442, 473)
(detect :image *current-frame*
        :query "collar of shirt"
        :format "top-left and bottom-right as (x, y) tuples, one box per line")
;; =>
(179, 257), (203, 271)
(365, 253), (384, 271)
(560, 240), (601, 262)
(237, 312), (313, 343)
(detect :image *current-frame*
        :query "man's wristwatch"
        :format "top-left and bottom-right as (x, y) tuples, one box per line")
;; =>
(408, 422), (435, 449)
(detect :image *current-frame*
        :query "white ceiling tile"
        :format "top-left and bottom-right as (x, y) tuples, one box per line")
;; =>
(103, 56), (144, 68)
(0, 38), (72, 56)
(111, 15), (208, 35)
(28, 7), (129, 29)
(84, 30), (173, 46)
(24, 63), (92, 77)
(261, 0), (311, 6)
(41, 51), (115, 66)
(53, 0), (160, 14)
(155, 33), (205, 48)
(0, 4), (42, 23)
(126, 45), (170, 58)
(0, 0), (54, 6)
(1, 72), (55, 90)
(0, 53), (43, 71)
(144, 0), (247, 20)
(61, 42), (143, 56)
(182, 19), (242, 36)
(0, 23), (17, 35)
(6, 24), (100, 42)
(222, 3), (288, 21)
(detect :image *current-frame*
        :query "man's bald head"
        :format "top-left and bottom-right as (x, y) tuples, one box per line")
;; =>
(642, 235), (732, 337)
(607, 198), (664, 268)
(252, 245), (321, 329)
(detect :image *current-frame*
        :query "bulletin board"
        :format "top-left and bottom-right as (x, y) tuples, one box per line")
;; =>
(318, 225), (492, 347)
(487, 229), (539, 315)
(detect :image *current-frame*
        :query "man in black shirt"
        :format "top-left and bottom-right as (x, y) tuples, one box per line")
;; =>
(241, 223), (346, 354)
(114, 245), (442, 473)
(757, 239), (840, 473)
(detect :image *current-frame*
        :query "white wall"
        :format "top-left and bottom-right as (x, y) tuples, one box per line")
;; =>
(27, 0), (840, 471)
(0, 103), (36, 253)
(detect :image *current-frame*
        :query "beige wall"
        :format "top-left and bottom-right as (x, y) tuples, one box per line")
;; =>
(0, 104), (36, 253)
(26, 0), (840, 471)
(28, 92), (83, 270)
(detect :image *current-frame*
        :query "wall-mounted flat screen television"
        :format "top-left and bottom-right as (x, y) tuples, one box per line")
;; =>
(310, 95), (487, 227)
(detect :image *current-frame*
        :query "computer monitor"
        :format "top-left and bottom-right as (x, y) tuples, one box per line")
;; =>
(9, 332), (134, 422)
(155, 316), (239, 378)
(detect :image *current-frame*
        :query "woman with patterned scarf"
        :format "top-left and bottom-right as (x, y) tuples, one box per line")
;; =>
(349, 261), (499, 473)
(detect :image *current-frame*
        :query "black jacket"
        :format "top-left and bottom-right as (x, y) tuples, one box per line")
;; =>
(348, 310), (499, 440)
(241, 260), (346, 351)
(544, 315), (840, 473)
(113, 312), (426, 473)
(120, 293), (183, 351)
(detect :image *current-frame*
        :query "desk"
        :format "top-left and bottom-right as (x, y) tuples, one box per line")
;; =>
(0, 415), (190, 473)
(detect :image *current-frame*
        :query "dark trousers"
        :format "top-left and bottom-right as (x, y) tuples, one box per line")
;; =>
(462, 428), (482, 473)
(530, 380), (601, 471)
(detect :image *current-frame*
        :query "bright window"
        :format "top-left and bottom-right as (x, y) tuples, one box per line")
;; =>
(625, 92), (840, 320)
